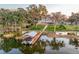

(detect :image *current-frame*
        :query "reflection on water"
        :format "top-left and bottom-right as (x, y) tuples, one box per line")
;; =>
(0, 38), (22, 53)
(69, 38), (79, 49)
(0, 31), (79, 54)
(50, 38), (65, 50)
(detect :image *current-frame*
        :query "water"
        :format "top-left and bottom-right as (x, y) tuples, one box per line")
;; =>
(0, 31), (79, 54)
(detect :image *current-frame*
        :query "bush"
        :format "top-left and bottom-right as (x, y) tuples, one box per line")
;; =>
(56, 25), (66, 31)
(30, 25), (44, 30)
(67, 33), (75, 35)
(46, 25), (54, 31)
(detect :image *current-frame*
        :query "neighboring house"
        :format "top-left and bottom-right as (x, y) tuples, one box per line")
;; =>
(58, 20), (71, 25)
(37, 18), (53, 25)
(72, 20), (79, 25)
(37, 18), (71, 25)
(37, 14), (54, 25)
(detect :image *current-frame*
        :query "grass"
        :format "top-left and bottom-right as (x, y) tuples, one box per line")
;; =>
(30, 25), (79, 31)
(64, 25), (79, 31)
(30, 25), (45, 31)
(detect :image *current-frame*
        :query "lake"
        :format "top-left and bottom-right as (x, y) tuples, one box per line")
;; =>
(0, 31), (79, 54)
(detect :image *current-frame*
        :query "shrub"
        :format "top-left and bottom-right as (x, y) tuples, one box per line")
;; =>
(57, 25), (66, 31)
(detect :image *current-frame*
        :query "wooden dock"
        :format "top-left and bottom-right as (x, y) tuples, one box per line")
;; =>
(31, 25), (48, 45)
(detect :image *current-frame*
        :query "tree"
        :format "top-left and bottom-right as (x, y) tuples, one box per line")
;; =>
(68, 12), (79, 35)
(68, 12), (76, 25)
(26, 4), (48, 26)
(0, 4), (48, 33)
(39, 4), (48, 19)
(51, 12), (66, 33)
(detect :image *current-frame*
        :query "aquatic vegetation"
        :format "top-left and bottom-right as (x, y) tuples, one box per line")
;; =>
(69, 38), (79, 47)
(50, 38), (65, 50)
(19, 40), (46, 54)
(0, 38), (21, 52)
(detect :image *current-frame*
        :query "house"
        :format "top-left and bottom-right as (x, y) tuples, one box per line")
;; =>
(38, 19), (52, 25)
(37, 14), (54, 25)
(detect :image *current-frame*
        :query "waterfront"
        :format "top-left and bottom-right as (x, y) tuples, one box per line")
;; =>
(0, 4), (79, 54)
(0, 31), (79, 54)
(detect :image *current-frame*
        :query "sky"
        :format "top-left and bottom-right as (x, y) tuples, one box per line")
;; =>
(45, 4), (79, 16)
(0, 4), (79, 16)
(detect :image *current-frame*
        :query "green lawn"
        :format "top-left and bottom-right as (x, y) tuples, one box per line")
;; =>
(30, 25), (79, 31)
